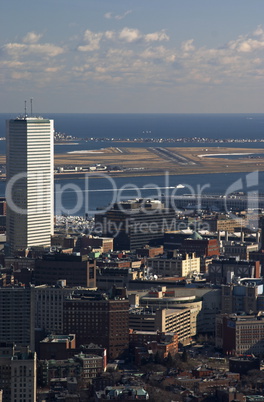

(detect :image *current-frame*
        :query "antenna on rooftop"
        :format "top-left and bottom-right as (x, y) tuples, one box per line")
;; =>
(30, 98), (33, 116)
(24, 100), (27, 117)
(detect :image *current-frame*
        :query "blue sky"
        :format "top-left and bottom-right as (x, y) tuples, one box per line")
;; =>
(2, 0), (264, 113)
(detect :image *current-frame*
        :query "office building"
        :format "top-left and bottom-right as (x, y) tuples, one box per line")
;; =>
(202, 215), (246, 232)
(137, 287), (202, 337)
(10, 350), (37, 402)
(63, 290), (129, 359)
(95, 199), (178, 250)
(128, 286), (221, 334)
(209, 258), (260, 284)
(221, 280), (263, 314)
(129, 307), (192, 344)
(35, 284), (75, 335)
(164, 231), (220, 258)
(0, 343), (36, 402)
(223, 241), (259, 260)
(147, 251), (200, 277)
(34, 252), (96, 288)
(0, 286), (35, 351)
(216, 312), (264, 356)
(6, 116), (54, 255)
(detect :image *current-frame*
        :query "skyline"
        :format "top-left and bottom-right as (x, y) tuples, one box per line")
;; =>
(2, 1), (264, 113)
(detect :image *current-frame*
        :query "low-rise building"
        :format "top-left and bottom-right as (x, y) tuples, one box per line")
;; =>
(39, 334), (76, 360)
(75, 352), (106, 383)
(95, 386), (149, 401)
(229, 356), (260, 375)
(129, 330), (178, 365)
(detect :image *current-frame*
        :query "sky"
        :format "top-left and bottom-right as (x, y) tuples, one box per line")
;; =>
(1, 0), (264, 113)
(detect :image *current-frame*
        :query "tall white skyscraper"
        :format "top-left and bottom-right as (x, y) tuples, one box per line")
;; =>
(6, 116), (54, 254)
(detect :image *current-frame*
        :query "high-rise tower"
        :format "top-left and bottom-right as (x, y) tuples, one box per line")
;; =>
(6, 115), (54, 254)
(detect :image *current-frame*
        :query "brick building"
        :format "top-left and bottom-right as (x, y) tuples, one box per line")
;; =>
(39, 334), (76, 360)
(216, 313), (264, 355)
(75, 235), (113, 254)
(34, 252), (96, 288)
(63, 290), (129, 359)
(129, 330), (178, 365)
(164, 231), (220, 258)
(179, 238), (220, 258)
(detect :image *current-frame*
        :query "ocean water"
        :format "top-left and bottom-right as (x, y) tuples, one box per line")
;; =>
(32, 113), (264, 140)
(0, 170), (260, 215)
(52, 171), (262, 216)
(1, 112), (264, 140)
(1, 113), (264, 155)
(0, 113), (264, 215)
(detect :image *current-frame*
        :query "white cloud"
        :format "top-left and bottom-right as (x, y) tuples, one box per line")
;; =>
(181, 39), (195, 52)
(145, 30), (169, 43)
(78, 30), (103, 51)
(45, 66), (62, 73)
(118, 28), (169, 44)
(22, 32), (42, 44)
(104, 10), (132, 20)
(119, 27), (141, 43)
(104, 31), (115, 40)
(4, 24), (264, 96)
(4, 42), (64, 57)
(106, 48), (133, 58)
(104, 12), (113, 19)
(241, 39), (264, 52)
(253, 25), (264, 38)
(141, 46), (168, 60)
(11, 71), (31, 80)
(226, 26), (264, 53)
(115, 10), (132, 20)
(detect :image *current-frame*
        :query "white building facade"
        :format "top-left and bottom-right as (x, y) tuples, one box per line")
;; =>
(6, 117), (54, 253)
